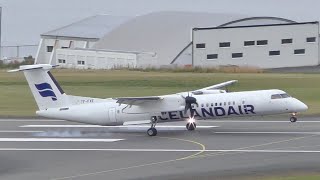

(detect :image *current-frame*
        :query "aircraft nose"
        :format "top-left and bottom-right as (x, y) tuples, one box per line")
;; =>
(296, 100), (308, 112)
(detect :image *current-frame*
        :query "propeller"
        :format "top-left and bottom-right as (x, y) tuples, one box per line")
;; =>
(183, 92), (198, 117)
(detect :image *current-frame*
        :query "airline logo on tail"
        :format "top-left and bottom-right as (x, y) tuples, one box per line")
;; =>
(35, 83), (57, 101)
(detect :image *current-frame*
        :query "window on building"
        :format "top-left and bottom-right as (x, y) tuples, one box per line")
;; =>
(282, 38), (293, 44)
(294, 49), (305, 55)
(307, 37), (316, 42)
(61, 47), (69, 49)
(215, 103), (218, 106)
(207, 54), (218, 60)
(232, 53), (243, 58)
(58, 59), (66, 64)
(269, 50), (280, 56)
(77, 60), (85, 65)
(211, 103), (214, 106)
(257, 40), (268, 45)
(219, 42), (231, 47)
(196, 43), (206, 49)
(47, 46), (53, 52)
(244, 41), (255, 46)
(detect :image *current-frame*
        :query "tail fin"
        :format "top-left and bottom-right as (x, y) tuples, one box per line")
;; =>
(9, 64), (69, 110)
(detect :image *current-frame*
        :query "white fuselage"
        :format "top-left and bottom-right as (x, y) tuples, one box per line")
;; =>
(37, 89), (308, 125)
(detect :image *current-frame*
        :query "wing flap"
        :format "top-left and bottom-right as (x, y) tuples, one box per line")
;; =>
(114, 96), (162, 105)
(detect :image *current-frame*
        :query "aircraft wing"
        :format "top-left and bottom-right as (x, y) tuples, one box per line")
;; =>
(194, 80), (238, 91)
(114, 96), (163, 105)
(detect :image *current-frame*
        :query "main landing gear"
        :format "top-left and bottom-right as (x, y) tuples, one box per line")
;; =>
(186, 122), (196, 131)
(290, 113), (297, 123)
(147, 116), (158, 136)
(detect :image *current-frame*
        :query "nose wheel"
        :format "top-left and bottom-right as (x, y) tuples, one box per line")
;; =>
(290, 113), (297, 123)
(147, 116), (158, 136)
(290, 116), (297, 123)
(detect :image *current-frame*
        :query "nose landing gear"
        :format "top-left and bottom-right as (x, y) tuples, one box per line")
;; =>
(290, 113), (297, 123)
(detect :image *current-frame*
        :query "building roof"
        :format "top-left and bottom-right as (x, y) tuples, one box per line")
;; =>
(41, 15), (132, 40)
(93, 11), (294, 65)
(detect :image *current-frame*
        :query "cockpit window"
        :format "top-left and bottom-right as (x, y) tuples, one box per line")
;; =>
(271, 93), (291, 99)
(271, 94), (282, 99)
(280, 93), (290, 98)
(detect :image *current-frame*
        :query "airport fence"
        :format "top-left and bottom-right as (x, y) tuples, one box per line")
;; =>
(0, 44), (38, 63)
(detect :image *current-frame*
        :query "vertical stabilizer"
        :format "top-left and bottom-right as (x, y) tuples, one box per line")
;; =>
(9, 64), (68, 110)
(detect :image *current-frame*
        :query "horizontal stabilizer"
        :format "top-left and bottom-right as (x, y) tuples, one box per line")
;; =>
(8, 64), (58, 72)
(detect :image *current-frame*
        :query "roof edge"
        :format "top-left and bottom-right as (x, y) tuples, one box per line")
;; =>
(193, 21), (319, 31)
(40, 35), (99, 41)
(217, 16), (297, 27)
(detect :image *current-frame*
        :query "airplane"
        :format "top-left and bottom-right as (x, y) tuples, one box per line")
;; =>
(9, 64), (308, 136)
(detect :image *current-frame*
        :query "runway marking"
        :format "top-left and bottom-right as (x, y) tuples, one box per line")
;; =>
(52, 135), (206, 180)
(0, 138), (124, 142)
(51, 134), (318, 180)
(21, 125), (218, 128)
(0, 120), (64, 122)
(0, 148), (319, 153)
(214, 132), (320, 134)
(0, 130), (44, 133)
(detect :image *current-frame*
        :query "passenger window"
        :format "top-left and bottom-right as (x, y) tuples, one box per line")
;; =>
(271, 94), (282, 99)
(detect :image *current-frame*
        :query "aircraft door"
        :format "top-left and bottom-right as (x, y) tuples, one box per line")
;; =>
(108, 107), (117, 123)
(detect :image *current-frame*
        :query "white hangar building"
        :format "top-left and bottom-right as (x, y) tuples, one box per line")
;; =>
(35, 11), (320, 69)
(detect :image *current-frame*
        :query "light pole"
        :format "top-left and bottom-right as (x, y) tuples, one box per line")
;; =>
(0, 7), (2, 60)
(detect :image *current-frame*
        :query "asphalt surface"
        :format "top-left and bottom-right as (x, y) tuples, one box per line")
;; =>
(0, 117), (320, 180)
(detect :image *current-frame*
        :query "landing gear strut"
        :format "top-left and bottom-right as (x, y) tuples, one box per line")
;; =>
(290, 113), (297, 123)
(147, 116), (158, 136)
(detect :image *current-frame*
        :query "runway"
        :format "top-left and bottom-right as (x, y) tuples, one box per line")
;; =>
(0, 117), (320, 180)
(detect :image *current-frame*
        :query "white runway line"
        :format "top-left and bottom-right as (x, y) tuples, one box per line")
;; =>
(20, 125), (218, 128)
(0, 148), (319, 153)
(0, 138), (124, 142)
(0, 120), (64, 122)
(214, 132), (320, 134)
(205, 120), (320, 123)
(0, 130), (44, 133)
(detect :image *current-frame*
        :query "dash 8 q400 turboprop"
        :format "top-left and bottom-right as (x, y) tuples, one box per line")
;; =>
(9, 64), (308, 136)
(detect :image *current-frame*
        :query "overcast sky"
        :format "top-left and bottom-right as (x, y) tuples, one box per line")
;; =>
(0, 0), (319, 45)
